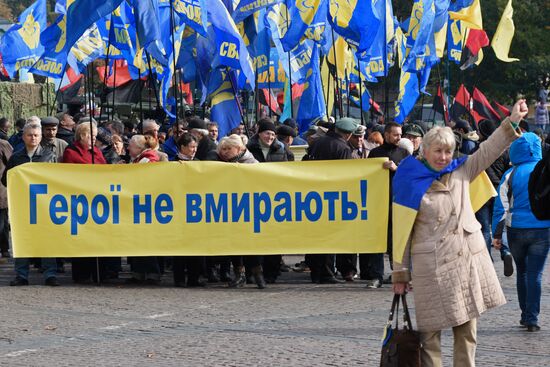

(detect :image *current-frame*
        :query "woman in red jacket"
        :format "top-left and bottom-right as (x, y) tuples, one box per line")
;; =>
(126, 134), (162, 284)
(62, 121), (109, 283)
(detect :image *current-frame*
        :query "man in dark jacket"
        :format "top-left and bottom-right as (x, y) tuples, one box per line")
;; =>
(189, 117), (217, 160)
(306, 117), (358, 283)
(363, 122), (410, 288)
(0, 118), (10, 141)
(55, 112), (76, 145)
(40, 116), (68, 162)
(276, 124), (296, 161)
(247, 119), (288, 162)
(247, 119), (287, 286)
(0, 139), (12, 258)
(3, 122), (59, 287)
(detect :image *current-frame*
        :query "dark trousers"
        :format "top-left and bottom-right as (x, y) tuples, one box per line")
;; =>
(263, 254), (281, 280)
(129, 256), (161, 279)
(173, 256), (206, 284)
(336, 254), (357, 276)
(71, 257), (120, 282)
(0, 208), (9, 253)
(306, 254), (336, 282)
(359, 253), (384, 281)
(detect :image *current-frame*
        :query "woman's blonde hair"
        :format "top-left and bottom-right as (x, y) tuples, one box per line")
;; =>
(419, 126), (455, 157)
(217, 134), (246, 153)
(74, 121), (97, 142)
(130, 134), (158, 151)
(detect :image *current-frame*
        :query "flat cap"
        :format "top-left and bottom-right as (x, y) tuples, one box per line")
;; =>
(276, 124), (297, 137)
(41, 116), (59, 126)
(352, 125), (366, 136)
(403, 123), (425, 137)
(335, 117), (358, 133)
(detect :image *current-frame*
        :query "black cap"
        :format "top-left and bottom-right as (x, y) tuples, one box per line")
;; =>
(187, 118), (207, 130)
(403, 123), (425, 137)
(282, 118), (297, 129)
(258, 120), (276, 133)
(478, 119), (497, 138)
(276, 124), (297, 137)
(453, 119), (471, 132)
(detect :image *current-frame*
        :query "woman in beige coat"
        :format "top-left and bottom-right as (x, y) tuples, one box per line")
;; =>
(392, 100), (528, 366)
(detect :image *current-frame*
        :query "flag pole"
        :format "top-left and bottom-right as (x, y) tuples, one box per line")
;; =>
(101, 16), (113, 125)
(383, 0), (389, 122)
(345, 68), (350, 117)
(358, 60), (364, 125)
(284, 1), (293, 118)
(254, 63), (259, 121)
(169, 0), (180, 119)
(111, 59), (117, 121)
(227, 68), (250, 136)
(330, 29), (343, 118)
(145, 51), (160, 108)
(139, 67), (144, 123)
(321, 56), (329, 118)
(267, 49), (273, 118)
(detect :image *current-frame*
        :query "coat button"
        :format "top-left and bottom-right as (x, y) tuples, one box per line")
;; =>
(458, 250), (463, 256)
(451, 210), (456, 215)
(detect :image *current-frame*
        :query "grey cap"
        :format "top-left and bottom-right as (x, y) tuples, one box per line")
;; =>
(403, 123), (425, 137)
(41, 116), (59, 126)
(335, 117), (358, 133)
(352, 125), (366, 136)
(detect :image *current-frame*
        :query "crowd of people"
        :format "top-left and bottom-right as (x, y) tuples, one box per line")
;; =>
(0, 98), (548, 364)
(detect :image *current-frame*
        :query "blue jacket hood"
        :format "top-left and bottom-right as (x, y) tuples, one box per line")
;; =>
(509, 133), (542, 165)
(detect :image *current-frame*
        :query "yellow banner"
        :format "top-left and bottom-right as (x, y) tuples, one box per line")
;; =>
(8, 160), (389, 258)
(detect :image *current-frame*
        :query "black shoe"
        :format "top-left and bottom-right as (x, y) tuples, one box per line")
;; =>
(520, 320), (527, 327)
(503, 253), (514, 277)
(228, 274), (246, 288)
(187, 278), (207, 287)
(265, 277), (276, 284)
(527, 325), (541, 332)
(280, 264), (291, 272)
(320, 276), (344, 284)
(9, 277), (28, 286)
(174, 281), (186, 288)
(254, 273), (266, 289)
(1, 251), (10, 258)
(246, 275), (254, 284)
(220, 272), (232, 282)
(45, 277), (60, 286)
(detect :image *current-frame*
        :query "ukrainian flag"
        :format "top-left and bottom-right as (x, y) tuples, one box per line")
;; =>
(392, 155), (496, 263)
(210, 71), (242, 139)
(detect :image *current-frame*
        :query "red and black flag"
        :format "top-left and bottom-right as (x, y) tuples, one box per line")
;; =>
(450, 84), (471, 121)
(471, 87), (501, 124)
(491, 101), (511, 120)
(460, 29), (489, 70)
(258, 88), (281, 115)
(432, 85), (450, 125)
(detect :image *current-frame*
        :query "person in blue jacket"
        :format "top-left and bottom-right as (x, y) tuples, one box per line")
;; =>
(492, 133), (550, 332)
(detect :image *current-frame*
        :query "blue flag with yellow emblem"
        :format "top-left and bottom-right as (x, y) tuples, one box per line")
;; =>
(232, 0), (283, 24)
(170, 0), (208, 36)
(31, 0), (124, 78)
(328, 0), (380, 53)
(394, 69), (419, 124)
(281, 0), (328, 52)
(0, 0), (46, 78)
(296, 45), (325, 134)
(402, 0), (436, 73)
(209, 69), (242, 139)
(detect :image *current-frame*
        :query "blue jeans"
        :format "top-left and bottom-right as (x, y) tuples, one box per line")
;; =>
(15, 258), (57, 280)
(507, 227), (550, 327)
(476, 199), (510, 259)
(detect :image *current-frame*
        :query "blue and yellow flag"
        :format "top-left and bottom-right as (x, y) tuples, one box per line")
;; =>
(132, 0), (167, 65)
(449, 0), (482, 30)
(394, 69), (419, 124)
(67, 24), (104, 74)
(296, 45), (325, 134)
(176, 29), (198, 83)
(392, 155), (496, 263)
(170, 0), (208, 36)
(31, 0), (124, 78)
(402, 0), (436, 73)
(0, 0), (46, 78)
(447, 18), (465, 64)
(232, 0), (283, 23)
(159, 23), (185, 118)
(210, 70), (242, 139)
(357, 0), (394, 78)
(208, 0), (255, 89)
(257, 48), (285, 89)
(281, 0), (328, 52)
(328, 0), (380, 53)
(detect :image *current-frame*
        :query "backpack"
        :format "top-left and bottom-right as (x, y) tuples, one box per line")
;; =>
(528, 155), (550, 220)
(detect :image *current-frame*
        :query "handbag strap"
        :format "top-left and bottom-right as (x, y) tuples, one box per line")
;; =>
(400, 294), (414, 330)
(388, 294), (400, 324)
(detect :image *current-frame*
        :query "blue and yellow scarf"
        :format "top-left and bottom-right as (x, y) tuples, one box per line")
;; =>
(392, 155), (495, 263)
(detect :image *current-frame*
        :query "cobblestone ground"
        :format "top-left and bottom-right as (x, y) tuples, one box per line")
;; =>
(0, 254), (548, 366)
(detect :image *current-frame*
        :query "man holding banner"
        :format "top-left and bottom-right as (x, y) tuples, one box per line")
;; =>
(306, 117), (357, 283)
(3, 122), (58, 286)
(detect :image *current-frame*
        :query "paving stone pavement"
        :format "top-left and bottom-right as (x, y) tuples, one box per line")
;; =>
(0, 254), (548, 366)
